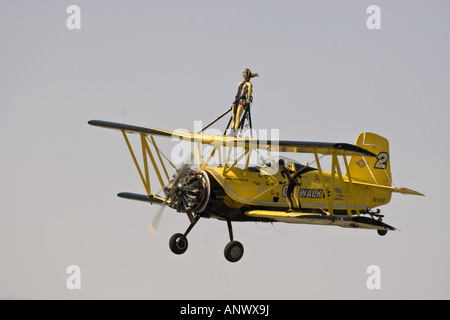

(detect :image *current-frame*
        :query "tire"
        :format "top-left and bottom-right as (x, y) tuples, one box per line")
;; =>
(169, 233), (188, 255)
(377, 229), (388, 236)
(224, 241), (244, 263)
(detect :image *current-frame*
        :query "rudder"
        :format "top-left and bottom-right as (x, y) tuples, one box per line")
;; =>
(345, 132), (392, 186)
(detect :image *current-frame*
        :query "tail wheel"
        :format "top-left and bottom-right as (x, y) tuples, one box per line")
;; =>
(169, 233), (188, 254)
(224, 241), (244, 263)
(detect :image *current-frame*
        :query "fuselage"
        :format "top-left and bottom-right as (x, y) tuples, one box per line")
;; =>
(199, 163), (392, 222)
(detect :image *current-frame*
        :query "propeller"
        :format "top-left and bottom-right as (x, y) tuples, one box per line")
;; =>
(148, 162), (191, 235)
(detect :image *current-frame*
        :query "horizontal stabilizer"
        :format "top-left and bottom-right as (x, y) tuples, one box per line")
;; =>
(350, 181), (424, 196)
(117, 192), (166, 205)
(391, 187), (425, 196)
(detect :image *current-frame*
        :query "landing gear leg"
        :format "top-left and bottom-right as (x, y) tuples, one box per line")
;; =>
(224, 219), (244, 263)
(169, 214), (201, 255)
(226, 218), (234, 242)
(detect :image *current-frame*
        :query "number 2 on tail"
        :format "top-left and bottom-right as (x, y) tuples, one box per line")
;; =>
(374, 152), (389, 169)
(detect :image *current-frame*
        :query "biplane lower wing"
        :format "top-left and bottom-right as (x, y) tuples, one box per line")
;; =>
(245, 210), (395, 231)
(88, 120), (376, 157)
(117, 192), (165, 205)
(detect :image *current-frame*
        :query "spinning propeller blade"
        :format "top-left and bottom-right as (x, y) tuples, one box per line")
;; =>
(148, 163), (192, 235)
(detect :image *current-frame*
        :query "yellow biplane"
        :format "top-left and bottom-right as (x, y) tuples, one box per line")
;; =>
(88, 119), (423, 262)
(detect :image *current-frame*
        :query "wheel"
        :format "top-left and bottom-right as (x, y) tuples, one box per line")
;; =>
(377, 229), (388, 236)
(169, 233), (188, 254)
(224, 241), (244, 262)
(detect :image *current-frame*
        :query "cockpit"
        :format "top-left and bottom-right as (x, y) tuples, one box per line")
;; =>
(247, 156), (316, 175)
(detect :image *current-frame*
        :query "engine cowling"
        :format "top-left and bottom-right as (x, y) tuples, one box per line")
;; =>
(165, 169), (210, 214)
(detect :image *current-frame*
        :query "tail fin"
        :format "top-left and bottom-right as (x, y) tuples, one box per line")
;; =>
(345, 132), (392, 186)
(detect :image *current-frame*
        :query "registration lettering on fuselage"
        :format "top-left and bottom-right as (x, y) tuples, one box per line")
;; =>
(282, 186), (324, 199)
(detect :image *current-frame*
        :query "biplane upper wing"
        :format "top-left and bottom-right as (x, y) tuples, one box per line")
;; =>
(88, 120), (376, 157)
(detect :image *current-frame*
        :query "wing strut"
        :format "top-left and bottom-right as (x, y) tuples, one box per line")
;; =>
(343, 155), (360, 216)
(314, 150), (332, 215)
(314, 150), (363, 217)
(121, 130), (170, 196)
(333, 153), (353, 217)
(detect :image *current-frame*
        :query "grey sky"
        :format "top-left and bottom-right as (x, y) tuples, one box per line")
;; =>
(1, 1), (449, 299)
